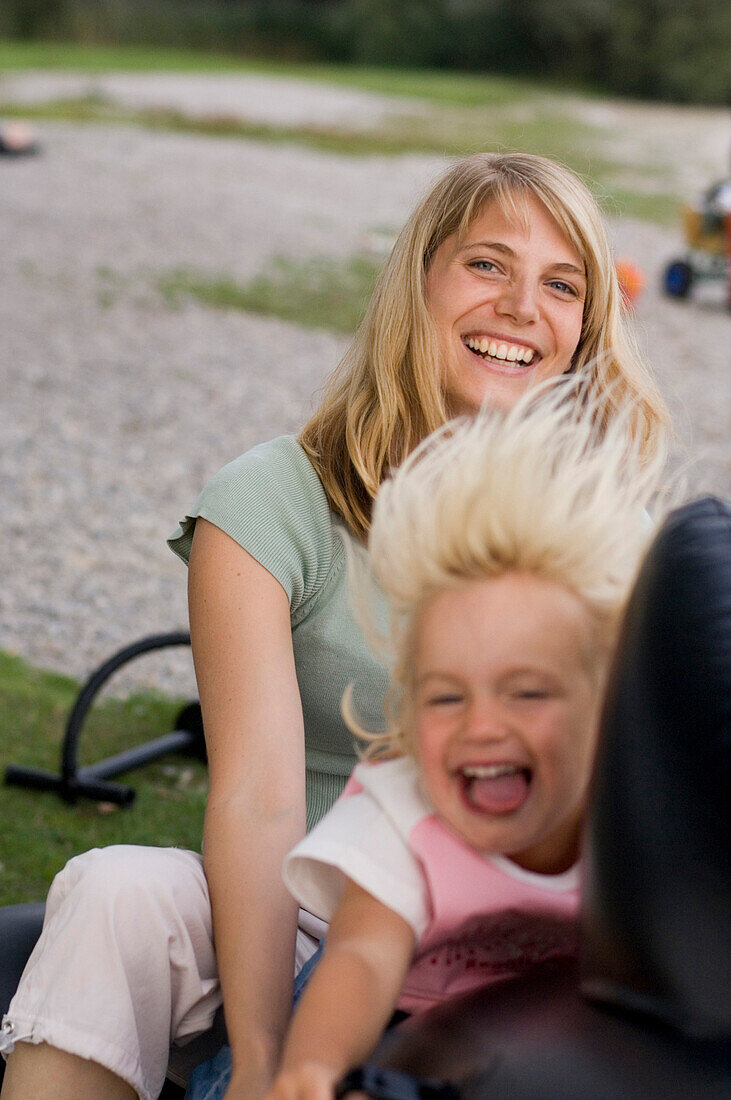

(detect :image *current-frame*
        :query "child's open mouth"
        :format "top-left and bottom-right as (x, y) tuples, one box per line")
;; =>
(462, 335), (540, 372)
(459, 764), (531, 815)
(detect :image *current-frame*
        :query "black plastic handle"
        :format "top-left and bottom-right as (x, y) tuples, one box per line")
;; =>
(336, 1065), (459, 1100)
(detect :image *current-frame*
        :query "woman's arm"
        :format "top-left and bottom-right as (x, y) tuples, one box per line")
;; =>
(188, 518), (307, 1099)
(267, 880), (416, 1100)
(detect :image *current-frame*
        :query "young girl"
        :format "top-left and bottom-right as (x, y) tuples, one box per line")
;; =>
(260, 380), (666, 1100)
(2, 154), (668, 1100)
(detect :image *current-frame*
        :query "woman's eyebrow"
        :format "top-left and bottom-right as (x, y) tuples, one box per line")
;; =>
(458, 241), (586, 276)
(458, 240), (514, 255)
(552, 262), (587, 277)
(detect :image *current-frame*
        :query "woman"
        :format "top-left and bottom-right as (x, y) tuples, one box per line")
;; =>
(1, 153), (669, 1100)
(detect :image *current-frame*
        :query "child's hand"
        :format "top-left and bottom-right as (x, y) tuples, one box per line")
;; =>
(265, 1062), (340, 1100)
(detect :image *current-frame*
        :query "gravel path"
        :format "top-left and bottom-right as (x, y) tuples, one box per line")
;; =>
(0, 70), (431, 129)
(1, 95), (729, 697)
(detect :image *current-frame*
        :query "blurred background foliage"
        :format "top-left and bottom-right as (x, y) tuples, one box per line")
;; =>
(1, 0), (729, 105)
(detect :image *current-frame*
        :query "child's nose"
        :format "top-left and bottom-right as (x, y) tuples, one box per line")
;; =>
(463, 697), (508, 741)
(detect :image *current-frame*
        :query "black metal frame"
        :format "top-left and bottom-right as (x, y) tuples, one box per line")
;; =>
(4, 633), (205, 807)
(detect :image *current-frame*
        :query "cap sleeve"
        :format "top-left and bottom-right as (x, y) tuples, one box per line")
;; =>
(168, 436), (339, 618)
(283, 787), (430, 937)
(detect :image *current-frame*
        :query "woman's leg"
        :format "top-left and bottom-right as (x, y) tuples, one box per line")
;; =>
(1, 845), (221, 1100)
(2, 1042), (136, 1099)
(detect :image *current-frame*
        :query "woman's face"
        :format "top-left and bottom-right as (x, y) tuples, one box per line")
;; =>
(426, 193), (587, 414)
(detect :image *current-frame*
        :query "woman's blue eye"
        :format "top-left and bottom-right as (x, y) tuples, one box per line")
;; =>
(549, 280), (579, 297)
(470, 260), (499, 273)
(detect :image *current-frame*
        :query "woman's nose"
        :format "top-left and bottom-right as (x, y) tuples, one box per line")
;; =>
(494, 277), (540, 325)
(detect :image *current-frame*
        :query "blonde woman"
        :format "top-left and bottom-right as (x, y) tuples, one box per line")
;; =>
(1, 153), (668, 1100)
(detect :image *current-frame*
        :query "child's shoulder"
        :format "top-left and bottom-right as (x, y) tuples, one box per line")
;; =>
(350, 755), (419, 794)
(348, 757), (431, 838)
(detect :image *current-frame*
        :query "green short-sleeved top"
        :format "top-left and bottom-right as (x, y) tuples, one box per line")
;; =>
(168, 436), (389, 830)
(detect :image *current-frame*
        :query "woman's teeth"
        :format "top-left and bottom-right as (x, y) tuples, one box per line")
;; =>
(464, 337), (534, 364)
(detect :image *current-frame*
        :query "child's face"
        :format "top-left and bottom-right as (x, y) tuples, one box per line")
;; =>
(412, 573), (603, 875)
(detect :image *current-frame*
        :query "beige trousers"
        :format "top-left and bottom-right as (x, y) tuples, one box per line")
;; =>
(1, 846), (321, 1100)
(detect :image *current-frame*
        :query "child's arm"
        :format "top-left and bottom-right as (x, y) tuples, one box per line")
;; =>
(265, 879), (416, 1100)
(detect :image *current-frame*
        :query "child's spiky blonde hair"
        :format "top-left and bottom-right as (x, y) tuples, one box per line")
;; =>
(344, 371), (668, 758)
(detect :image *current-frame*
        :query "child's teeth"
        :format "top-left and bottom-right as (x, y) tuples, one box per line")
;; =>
(462, 764), (521, 779)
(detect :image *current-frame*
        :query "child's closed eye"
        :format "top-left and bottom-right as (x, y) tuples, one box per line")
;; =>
(509, 686), (555, 703)
(426, 692), (464, 707)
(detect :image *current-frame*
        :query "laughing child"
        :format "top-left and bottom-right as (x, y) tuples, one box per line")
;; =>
(215, 380), (665, 1100)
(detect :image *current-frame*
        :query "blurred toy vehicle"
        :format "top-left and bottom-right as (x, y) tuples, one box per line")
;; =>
(662, 174), (731, 305)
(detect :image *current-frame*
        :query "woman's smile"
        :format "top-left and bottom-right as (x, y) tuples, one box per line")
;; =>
(462, 332), (540, 373)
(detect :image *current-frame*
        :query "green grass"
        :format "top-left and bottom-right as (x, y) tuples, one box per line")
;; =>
(0, 96), (440, 154)
(0, 40), (260, 74)
(0, 651), (207, 906)
(0, 40), (542, 106)
(0, 95), (563, 157)
(159, 253), (384, 334)
(596, 186), (680, 226)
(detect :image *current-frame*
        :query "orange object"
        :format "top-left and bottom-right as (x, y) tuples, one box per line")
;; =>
(616, 258), (645, 310)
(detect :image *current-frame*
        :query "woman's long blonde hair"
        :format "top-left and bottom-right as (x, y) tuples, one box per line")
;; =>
(300, 152), (670, 541)
(343, 373), (669, 760)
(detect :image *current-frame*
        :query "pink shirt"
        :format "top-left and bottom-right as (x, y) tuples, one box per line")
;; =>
(284, 757), (580, 1012)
